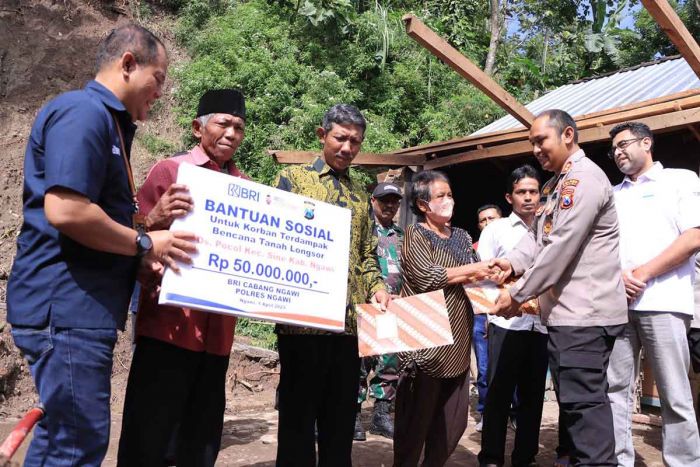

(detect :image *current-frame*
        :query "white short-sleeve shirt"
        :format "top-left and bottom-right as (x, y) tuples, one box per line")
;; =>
(614, 162), (700, 315)
(477, 213), (547, 333)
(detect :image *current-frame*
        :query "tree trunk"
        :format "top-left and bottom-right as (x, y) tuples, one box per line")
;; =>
(484, 0), (501, 76)
(542, 28), (549, 73)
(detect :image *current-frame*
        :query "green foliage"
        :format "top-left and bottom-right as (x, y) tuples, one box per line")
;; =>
(135, 0), (153, 19)
(418, 0), (491, 63)
(137, 133), (177, 156)
(298, 0), (355, 27)
(168, 0), (693, 181)
(236, 318), (278, 350)
(619, 0), (700, 66)
(173, 0), (500, 184)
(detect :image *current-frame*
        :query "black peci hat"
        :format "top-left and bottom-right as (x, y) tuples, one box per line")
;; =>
(196, 89), (246, 120)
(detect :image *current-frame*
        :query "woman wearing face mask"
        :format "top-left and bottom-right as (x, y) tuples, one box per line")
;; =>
(393, 170), (493, 467)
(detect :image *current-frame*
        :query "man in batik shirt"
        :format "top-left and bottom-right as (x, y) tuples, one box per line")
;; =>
(274, 104), (389, 467)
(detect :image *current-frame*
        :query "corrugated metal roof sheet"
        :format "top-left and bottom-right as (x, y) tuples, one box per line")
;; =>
(472, 56), (700, 136)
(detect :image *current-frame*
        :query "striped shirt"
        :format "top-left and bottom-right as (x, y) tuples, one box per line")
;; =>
(399, 223), (476, 378)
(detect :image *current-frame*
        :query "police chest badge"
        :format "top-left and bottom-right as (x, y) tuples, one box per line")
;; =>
(543, 219), (553, 235)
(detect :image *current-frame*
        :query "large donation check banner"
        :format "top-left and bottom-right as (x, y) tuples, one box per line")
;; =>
(356, 290), (453, 357)
(159, 163), (351, 332)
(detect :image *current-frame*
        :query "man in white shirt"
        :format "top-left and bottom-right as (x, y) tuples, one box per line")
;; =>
(474, 204), (503, 431)
(690, 256), (700, 430)
(607, 121), (700, 466)
(477, 165), (549, 467)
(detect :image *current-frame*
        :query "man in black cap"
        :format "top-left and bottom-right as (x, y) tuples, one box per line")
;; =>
(117, 89), (247, 466)
(355, 182), (403, 441)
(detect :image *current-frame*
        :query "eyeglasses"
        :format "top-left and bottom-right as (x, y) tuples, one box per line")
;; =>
(608, 138), (644, 159)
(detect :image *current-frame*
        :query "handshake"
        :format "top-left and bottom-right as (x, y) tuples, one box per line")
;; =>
(462, 258), (523, 319)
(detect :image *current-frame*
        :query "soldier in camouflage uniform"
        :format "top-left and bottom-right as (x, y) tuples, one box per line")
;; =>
(354, 182), (404, 441)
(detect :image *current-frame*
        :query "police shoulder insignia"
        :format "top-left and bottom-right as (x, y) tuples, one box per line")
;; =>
(562, 178), (579, 187)
(536, 204), (545, 216)
(560, 193), (574, 209)
(562, 161), (573, 174)
(543, 185), (551, 195)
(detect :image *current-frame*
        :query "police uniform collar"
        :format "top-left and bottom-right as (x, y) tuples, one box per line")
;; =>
(558, 149), (585, 175)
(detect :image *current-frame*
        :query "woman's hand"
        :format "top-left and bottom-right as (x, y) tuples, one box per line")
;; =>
(464, 262), (497, 283)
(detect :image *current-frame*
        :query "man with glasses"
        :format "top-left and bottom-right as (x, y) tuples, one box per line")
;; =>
(606, 121), (700, 466)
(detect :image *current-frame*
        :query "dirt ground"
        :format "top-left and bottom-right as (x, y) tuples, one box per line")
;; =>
(2, 385), (664, 466)
(0, 0), (192, 423)
(0, 1), (667, 465)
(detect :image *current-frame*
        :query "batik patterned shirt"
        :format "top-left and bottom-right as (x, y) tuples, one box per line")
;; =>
(274, 157), (386, 335)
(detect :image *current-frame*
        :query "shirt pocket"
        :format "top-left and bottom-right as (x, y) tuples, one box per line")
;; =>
(558, 350), (606, 404)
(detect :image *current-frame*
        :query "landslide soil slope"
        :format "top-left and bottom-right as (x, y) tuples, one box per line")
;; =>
(0, 0), (279, 422)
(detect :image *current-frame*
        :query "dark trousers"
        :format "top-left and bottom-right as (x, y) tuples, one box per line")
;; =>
(478, 325), (548, 466)
(117, 337), (230, 467)
(394, 367), (470, 467)
(11, 326), (117, 467)
(548, 325), (623, 467)
(276, 334), (359, 467)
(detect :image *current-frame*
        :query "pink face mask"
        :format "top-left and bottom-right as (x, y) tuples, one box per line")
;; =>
(428, 197), (454, 222)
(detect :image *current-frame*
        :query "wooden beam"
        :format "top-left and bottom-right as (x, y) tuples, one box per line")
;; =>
(268, 150), (427, 166)
(424, 141), (533, 169)
(688, 124), (700, 142)
(402, 14), (535, 128)
(640, 0), (700, 78)
(394, 89), (700, 156)
(425, 107), (700, 169)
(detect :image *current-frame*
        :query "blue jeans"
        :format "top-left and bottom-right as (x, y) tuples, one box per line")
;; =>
(11, 326), (117, 467)
(473, 314), (489, 414)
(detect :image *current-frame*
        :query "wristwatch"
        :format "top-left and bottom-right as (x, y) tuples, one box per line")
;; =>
(135, 230), (153, 257)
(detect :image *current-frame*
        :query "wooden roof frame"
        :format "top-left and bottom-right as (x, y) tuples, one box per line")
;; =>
(268, 0), (700, 168)
(401, 14), (535, 128)
(268, 150), (426, 167)
(641, 0), (700, 78)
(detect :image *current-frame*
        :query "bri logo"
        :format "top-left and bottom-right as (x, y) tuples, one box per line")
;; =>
(227, 182), (260, 202)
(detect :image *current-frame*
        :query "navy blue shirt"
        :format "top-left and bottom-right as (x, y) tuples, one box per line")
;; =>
(7, 81), (139, 329)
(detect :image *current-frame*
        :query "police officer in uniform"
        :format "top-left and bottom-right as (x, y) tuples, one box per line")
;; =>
(490, 109), (628, 466)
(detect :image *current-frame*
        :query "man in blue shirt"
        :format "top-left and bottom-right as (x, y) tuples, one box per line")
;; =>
(6, 24), (196, 466)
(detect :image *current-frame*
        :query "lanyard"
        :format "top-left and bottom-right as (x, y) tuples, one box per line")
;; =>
(110, 111), (145, 230)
